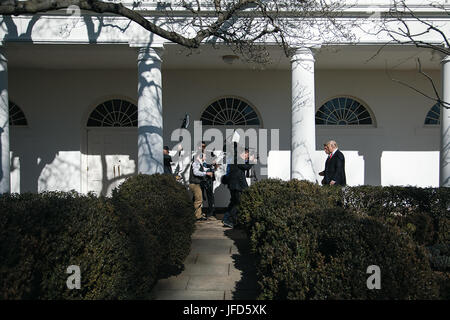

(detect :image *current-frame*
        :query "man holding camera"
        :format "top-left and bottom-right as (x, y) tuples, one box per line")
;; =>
(189, 150), (214, 221)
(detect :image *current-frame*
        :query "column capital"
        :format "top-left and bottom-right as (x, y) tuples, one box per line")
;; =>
(137, 46), (164, 63)
(441, 54), (450, 64)
(290, 46), (321, 64)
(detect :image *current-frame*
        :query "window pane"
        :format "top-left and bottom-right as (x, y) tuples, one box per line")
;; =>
(425, 103), (440, 125)
(9, 101), (28, 126)
(87, 100), (137, 127)
(316, 97), (373, 126)
(200, 98), (260, 126)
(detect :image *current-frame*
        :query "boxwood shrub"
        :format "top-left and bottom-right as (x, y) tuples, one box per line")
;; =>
(111, 174), (196, 278)
(0, 191), (144, 299)
(239, 179), (442, 299)
(342, 186), (449, 246)
(0, 174), (195, 299)
(342, 185), (449, 297)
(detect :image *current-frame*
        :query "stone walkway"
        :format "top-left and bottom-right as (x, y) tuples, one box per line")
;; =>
(150, 217), (259, 300)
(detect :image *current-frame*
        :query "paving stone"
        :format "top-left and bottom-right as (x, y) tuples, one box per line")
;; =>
(194, 223), (225, 230)
(224, 290), (233, 301)
(152, 275), (190, 291)
(195, 254), (234, 265)
(184, 253), (198, 265)
(225, 290), (259, 300)
(193, 228), (228, 235)
(183, 263), (229, 276)
(187, 275), (239, 291)
(190, 239), (234, 254)
(194, 224), (227, 230)
(151, 218), (258, 300)
(152, 290), (225, 300)
(192, 229), (229, 240)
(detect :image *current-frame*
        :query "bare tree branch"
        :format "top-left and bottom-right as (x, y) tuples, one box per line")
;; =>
(0, 0), (354, 64)
(366, 0), (450, 110)
(387, 58), (450, 109)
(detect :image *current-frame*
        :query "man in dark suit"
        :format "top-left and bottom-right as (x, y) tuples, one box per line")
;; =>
(319, 140), (346, 186)
(163, 146), (173, 175)
(222, 147), (255, 228)
(200, 141), (218, 219)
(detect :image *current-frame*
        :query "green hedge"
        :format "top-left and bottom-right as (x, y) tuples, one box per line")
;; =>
(112, 174), (196, 278)
(0, 174), (195, 299)
(342, 186), (450, 246)
(240, 180), (444, 299)
(341, 186), (450, 298)
(0, 191), (135, 299)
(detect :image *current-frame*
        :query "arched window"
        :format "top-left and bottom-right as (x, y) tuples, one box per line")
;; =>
(87, 99), (137, 127)
(9, 101), (28, 126)
(200, 97), (260, 126)
(316, 97), (374, 126)
(424, 103), (440, 125)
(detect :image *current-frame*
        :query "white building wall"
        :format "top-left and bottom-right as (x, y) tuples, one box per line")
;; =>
(9, 68), (137, 193)
(8, 65), (441, 194)
(315, 69), (440, 186)
(162, 69), (292, 150)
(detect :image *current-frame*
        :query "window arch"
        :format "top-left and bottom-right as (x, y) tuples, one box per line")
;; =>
(87, 99), (137, 127)
(9, 101), (28, 126)
(200, 97), (261, 126)
(424, 103), (440, 125)
(316, 97), (374, 126)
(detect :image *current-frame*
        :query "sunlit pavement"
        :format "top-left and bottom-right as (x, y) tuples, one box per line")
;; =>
(150, 218), (258, 300)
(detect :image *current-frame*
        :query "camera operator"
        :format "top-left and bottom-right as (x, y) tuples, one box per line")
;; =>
(189, 149), (213, 221)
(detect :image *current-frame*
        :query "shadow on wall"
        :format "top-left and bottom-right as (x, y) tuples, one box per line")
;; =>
(10, 144), (71, 193)
(10, 147), (57, 193)
(0, 10), (191, 45)
(84, 151), (138, 197)
(1, 14), (133, 44)
(10, 145), (441, 195)
(10, 147), (139, 195)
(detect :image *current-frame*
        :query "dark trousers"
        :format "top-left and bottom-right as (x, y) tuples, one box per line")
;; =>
(201, 179), (215, 216)
(225, 189), (241, 224)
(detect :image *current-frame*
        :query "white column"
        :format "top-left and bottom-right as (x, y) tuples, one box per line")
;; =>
(291, 47), (317, 182)
(441, 55), (450, 186)
(0, 48), (9, 193)
(137, 47), (164, 175)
